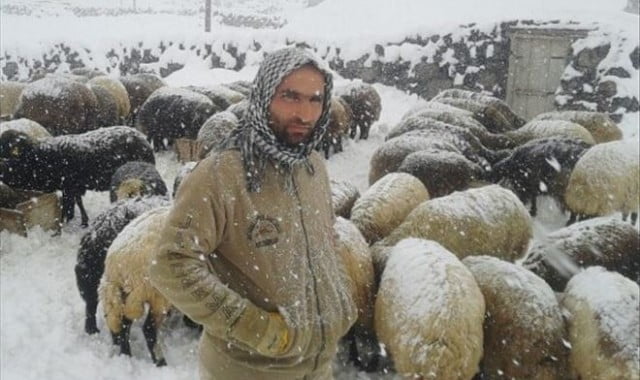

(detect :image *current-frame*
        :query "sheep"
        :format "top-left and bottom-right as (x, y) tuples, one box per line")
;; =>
(99, 206), (173, 366)
(0, 181), (21, 209)
(334, 217), (378, 370)
(330, 179), (360, 219)
(463, 255), (570, 380)
(223, 80), (253, 97)
(351, 172), (429, 244)
(13, 76), (99, 135)
(172, 161), (197, 198)
(75, 195), (169, 334)
(119, 73), (166, 125)
(319, 97), (353, 158)
(433, 88), (526, 129)
(186, 84), (245, 111)
(335, 82), (381, 140)
(561, 267), (640, 380)
(505, 120), (596, 146)
(87, 76), (132, 123)
(431, 97), (517, 134)
(0, 126), (155, 226)
(368, 132), (463, 185)
(335, 217), (375, 330)
(226, 98), (248, 120)
(0, 81), (26, 120)
(135, 86), (217, 150)
(533, 111), (623, 143)
(70, 67), (107, 79)
(397, 149), (486, 199)
(385, 118), (507, 171)
(87, 82), (120, 128)
(396, 107), (516, 150)
(564, 139), (639, 225)
(0, 118), (51, 140)
(521, 216), (640, 291)
(375, 238), (485, 379)
(196, 110), (239, 159)
(401, 99), (475, 121)
(372, 185), (532, 279)
(109, 161), (168, 203)
(490, 137), (592, 216)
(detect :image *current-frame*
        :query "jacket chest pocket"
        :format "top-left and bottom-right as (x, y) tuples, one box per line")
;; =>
(246, 214), (282, 249)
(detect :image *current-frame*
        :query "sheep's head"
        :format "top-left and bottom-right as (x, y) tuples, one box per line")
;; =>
(0, 130), (35, 159)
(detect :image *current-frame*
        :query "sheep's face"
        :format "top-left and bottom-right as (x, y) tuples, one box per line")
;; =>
(0, 130), (33, 159)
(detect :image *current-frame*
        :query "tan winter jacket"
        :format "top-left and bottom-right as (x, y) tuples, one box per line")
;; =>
(150, 149), (357, 380)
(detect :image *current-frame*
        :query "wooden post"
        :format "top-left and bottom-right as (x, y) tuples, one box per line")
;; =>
(205, 0), (212, 32)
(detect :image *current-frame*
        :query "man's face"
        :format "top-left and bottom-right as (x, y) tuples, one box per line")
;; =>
(268, 65), (325, 147)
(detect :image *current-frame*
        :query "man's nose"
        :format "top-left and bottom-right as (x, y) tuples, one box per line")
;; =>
(294, 101), (317, 124)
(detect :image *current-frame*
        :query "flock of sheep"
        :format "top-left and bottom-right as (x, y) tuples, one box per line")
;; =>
(0, 66), (638, 380)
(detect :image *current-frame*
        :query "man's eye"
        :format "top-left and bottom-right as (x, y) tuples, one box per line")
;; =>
(310, 96), (323, 103)
(282, 92), (299, 101)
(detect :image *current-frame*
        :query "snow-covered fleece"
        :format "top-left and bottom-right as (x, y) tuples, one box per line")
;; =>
(150, 149), (357, 379)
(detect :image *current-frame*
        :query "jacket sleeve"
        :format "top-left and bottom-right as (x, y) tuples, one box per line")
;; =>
(149, 158), (272, 346)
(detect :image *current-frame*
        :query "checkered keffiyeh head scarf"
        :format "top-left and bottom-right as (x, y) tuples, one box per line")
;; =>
(222, 47), (333, 193)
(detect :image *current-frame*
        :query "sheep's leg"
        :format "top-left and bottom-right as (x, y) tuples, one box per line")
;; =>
(566, 212), (577, 226)
(112, 318), (133, 356)
(75, 194), (89, 227)
(323, 139), (330, 159)
(631, 212), (638, 226)
(75, 264), (100, 334)
(529, 196), (538, 217)
(349, 124), (357, 139)
(336, 134), (343, 153)
(61, 191), (75, 222)
(143, 312), (166, 366)
(182, 315), (201, 330)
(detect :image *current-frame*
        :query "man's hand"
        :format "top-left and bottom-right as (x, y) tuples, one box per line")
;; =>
(228, 304), (295, 357)
(255, 312), (293, 356)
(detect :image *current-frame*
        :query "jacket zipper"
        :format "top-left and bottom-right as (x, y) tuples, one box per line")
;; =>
(292, 174), (326, 377)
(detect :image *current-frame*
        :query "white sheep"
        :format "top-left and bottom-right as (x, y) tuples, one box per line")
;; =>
(565, 138), (639, 225)
(0, 81), (26, 120)
(196, 110), (238, 159)
(372, 185), (532, 278)
(0, 118), (51, 140)
(98, 206), (172, 366)
(561, 267), (639, 380)
(330, 179), (360, 219)
(522, 216), (640, 291)
(334, 217), (378, 369)
(375, 238), (485, 379)
(334, 217), (375, 331)
(351, 172), (429, 244)
(533, 110), (623, 143)
(505, 120), (596, 146)
(463, 255), (570, 379)
(87, 76), (132, 123)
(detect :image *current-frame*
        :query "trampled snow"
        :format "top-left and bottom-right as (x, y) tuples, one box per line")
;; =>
(1, 0), (639, 379)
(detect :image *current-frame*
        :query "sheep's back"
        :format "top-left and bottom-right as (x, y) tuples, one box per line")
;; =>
(375, 238), (484, 379)
(463, 255), (569, 379)
(562, 267), (639, 380)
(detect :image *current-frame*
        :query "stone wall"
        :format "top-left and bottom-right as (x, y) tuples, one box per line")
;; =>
(2, 20), (638, 120)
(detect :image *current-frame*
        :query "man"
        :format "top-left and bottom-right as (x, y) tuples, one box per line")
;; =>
(150, 47), (357, 380)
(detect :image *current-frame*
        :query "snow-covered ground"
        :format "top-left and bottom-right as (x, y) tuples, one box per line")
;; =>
(1, 1), (638, 379)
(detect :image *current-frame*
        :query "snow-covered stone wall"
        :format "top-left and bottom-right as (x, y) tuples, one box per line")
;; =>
(1, 20), (637, 119)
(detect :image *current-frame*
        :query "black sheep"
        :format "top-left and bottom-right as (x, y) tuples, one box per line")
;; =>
(109, 161), (168, 203)
(490, 137), (591, 216)
(74, 196), (169, 334)
(135, 87), (217, 150)
(0, 126), (154, 226)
